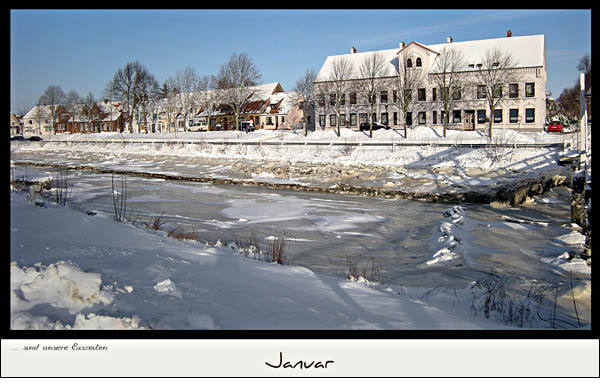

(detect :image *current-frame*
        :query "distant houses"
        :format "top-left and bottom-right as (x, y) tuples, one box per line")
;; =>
(17, 82), (315, 136)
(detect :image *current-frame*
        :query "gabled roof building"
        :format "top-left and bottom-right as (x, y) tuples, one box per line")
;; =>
(314, 32), (547, 132)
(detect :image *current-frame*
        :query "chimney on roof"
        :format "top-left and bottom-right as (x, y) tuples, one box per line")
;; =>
(350, 46), (357, 54)
(446, 36), (453, 43)
(506, 30), (512, 37)
(400, 41), (405, 49)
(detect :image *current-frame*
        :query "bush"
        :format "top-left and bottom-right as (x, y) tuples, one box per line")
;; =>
(167, 227), (199, 242)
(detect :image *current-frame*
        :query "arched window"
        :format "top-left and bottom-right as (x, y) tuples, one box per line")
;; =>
(407, 59), (412, 68)
(416, 57), (422, 67)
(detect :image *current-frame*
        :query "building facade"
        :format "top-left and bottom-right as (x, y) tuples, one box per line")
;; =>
(314, 33), (547, 133)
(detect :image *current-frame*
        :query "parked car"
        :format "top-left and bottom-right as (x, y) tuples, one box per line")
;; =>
(239, 121), (255, 132)
(27, 136), (43, 141)
(547, 121), (564, 133)
(10, 135), (25, 141)
(359, 122), (389, 131)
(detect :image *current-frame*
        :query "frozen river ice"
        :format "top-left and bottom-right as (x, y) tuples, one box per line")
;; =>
(11, 150), (582, 299)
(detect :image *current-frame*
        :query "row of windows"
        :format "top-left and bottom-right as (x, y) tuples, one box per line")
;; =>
(318, 83), (536, 106)
(318, 108), (536, 127)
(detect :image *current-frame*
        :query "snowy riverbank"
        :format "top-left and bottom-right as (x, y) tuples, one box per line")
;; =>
(10, 183), (591, 330)
(11, 127), (575, 205)
(11, 190), (517, 330)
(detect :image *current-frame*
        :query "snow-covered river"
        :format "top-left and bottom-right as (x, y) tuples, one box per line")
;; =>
(11, 149), (582, 298)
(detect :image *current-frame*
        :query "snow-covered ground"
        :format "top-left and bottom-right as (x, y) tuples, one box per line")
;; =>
(11, 190), (520, 330)
(9, 126), (590, 330)
(16, 126), (573, 173)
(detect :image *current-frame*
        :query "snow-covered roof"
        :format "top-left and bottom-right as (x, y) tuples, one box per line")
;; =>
(315, 47), (399, 82)
(315, 34), (545, 82)
(264, 91), (300, 115)
(425, 34), (545, 70)
(247, 82), (283, 100)
(23, 104), (54, 120)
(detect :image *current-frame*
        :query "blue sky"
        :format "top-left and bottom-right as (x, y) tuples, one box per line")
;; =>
(10, 9), (591, 113)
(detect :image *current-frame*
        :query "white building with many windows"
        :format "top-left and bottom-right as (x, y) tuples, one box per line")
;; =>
(314, 32), (546, 132)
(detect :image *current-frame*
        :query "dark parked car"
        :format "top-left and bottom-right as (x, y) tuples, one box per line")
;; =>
(547, 121), (564, 133)
(359, 122), (389, 131)
(10, 135), (25, 141)
(27, 136), (43, 141)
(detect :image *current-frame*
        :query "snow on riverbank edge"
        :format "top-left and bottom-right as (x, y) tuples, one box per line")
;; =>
(11, 191), (518, 330)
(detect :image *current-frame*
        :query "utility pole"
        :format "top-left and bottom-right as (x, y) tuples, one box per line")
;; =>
(579, 73), (588, 171)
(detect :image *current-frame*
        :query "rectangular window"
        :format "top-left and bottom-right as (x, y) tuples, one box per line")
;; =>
(350, 92), (357, 105)
(418, 88), (426, 102)
(493, 109), (502, 123)
(525, 108), (535, 123)
(509, 109), (519, 123)
(452, 88), (461, 101)
(418, 111), (426, 125)
(509, 84), (519, 98)
(329, 114), (336, 126)
(339, 114), (345, 126)
(453, 110), (461, 123)
(477, 110), (486, 123)
(441, 87), (449, 100)
(493, 85), (503, 98)
(381, 112), (388, 125)
(432, 88), (437, 101)
(404, 89), (412, 101)
(329, 94), (336, 105)
(380, 90), (388, 104)
(432, 111), (437, 124)
(371, 113), (377, 123)
(393, 112), (398, 126)
(318, 95), (325, 107)
(525, 83), (535, 98)
(477, 85), (486, 99)
(266, 117), (274, 125)
(406, 112), (412, 126)
(359, 113), (368, 124)
(350, 113), (357, 126)
(340, 94), (346, 105)
(319, 115), (325, 127)
(393, 90), (398, 103)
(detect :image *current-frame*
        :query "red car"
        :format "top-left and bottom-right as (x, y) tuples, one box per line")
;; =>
(547, 121), (564, 132)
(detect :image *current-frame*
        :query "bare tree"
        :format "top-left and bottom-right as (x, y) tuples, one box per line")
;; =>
(317, 56), (355, 137)
(158, 79), (180, 134)
(82, 92), (100, 133)
(474, 47), (519, 138)
(32, 103), (49, 135)
(107, 61), (155, 133)
(38, 85), (66, 136)
(216, 52), (262, 131)
(64, 90), (83, 134)
(293, 68), (317, 136)
(173, 66), (200, 132)
(358, 52), (390, 137)
(135, 72), (159, 133)
(196, 75), (220, 131)
(430, 47), (466, 137)
(390, 50), (422, 137)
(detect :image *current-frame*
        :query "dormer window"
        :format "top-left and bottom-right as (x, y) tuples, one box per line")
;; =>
(407, 59), (412, 68)
(416, 58), (422, 67)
